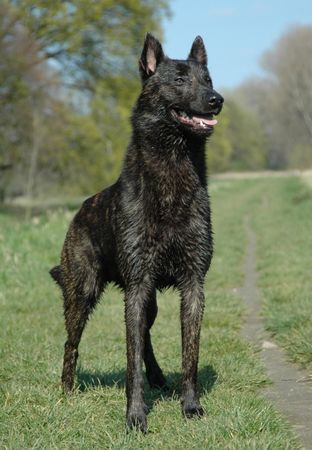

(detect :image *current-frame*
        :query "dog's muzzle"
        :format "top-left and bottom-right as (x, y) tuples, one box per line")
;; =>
(207, 93), (224, 115)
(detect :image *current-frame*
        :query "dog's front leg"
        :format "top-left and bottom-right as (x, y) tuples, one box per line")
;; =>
(180, 280), (205, 418)
(125, 281), (150, 432)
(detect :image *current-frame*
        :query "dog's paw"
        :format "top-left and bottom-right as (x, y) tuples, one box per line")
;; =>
(126, 407), (147, 433)
(182, 400), (204, 418)
(61, 377), (75, 394)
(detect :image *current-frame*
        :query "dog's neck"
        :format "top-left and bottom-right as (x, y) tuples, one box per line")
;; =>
(122, 119), (208, 193)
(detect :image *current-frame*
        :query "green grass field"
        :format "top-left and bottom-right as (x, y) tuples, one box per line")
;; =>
(0, 175), (310, 449)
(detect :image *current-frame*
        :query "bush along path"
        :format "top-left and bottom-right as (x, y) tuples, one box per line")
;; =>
(240, 221), (312, 449)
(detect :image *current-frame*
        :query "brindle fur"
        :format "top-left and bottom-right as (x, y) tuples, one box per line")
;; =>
(50, 34), (223, 432)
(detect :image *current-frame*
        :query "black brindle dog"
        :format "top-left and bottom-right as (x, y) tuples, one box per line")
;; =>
(50, 33), (223, 432)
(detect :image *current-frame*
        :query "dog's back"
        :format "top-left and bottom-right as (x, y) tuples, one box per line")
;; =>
(51, 33), (223, 432)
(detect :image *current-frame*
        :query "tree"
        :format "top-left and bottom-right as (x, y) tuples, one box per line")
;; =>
(0, 1), (170, 199)
(9, 0), (170, 91)
(207, 103), (232, 172)
(237, 25), (312, 169)
(262, 25), (312, 140)
(0, 3), (42, 197)
(208, 98), (267, 173)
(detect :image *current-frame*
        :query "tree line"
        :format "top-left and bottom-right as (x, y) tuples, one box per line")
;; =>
(0, 0), (169, 200)
(0, 2), (311, 200)
(210, 24), (312, 173)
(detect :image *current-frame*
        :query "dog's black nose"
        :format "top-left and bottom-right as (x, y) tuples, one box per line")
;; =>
(208, 93), (224, 114)
(208, 95), (224, 108)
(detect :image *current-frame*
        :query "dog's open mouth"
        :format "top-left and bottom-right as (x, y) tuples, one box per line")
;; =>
(171, 109), (217, 130)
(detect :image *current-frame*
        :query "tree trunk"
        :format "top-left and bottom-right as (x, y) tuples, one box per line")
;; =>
(25, 104), (41, 220)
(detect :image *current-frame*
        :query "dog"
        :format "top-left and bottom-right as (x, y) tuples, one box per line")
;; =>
(50, 33), (223, 432)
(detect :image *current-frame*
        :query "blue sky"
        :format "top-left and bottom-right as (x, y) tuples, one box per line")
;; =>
(163, 0), (312, 89)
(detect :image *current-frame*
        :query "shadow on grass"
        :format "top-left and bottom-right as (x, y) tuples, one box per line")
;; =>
(77, 364), (217, 413)
(77, 368), (127, 391)
(145, 365), (218, 413)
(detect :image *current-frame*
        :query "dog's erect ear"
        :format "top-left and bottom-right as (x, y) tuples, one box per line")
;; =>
(188, 36), (207, 65)
(139, 33), (165, 81)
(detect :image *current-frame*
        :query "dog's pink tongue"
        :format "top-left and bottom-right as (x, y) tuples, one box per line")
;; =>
(193, 115), (218, 126)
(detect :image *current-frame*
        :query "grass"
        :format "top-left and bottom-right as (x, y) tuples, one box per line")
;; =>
(212, 175), (312, 370)
(0, 176), (307, 449)
(250, 176), (312, 370)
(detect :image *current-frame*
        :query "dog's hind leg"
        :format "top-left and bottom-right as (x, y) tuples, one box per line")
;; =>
(62, 294), (92, 392)
(61, 262), (104, 393)
(144, 291), (166, 389)
(180, 279), (205, 418)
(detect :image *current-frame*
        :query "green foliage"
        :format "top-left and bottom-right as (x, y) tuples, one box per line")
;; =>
(0, 3), (34, 168)
(3, 3), (311, 200)
(0, 0), (170, 198)
(208, 104), (232, 172)
(226, 99), (267, 170)
(289, 144), (312, 170)
(208, 99), (267, 173)
(45, 75), (142, 196)
(11, 0), (170, 88)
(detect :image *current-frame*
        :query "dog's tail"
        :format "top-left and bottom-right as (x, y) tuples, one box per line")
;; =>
(49, 265), (62, 287)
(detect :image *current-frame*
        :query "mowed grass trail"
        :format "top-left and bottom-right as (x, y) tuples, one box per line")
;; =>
(251, 177), (312, 370)
(0, 175), (309, 449)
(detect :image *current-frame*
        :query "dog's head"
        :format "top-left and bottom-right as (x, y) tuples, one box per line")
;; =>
(138, 33), (224, 136)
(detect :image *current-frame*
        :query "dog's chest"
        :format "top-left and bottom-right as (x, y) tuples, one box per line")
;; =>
(147, 158), (198, 213)
(145, 188), (211, 279)
(118, 162), (212, 282)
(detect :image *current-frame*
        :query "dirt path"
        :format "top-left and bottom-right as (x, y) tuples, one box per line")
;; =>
(239, 224), (312, 449)
(211, 169), (303, 180)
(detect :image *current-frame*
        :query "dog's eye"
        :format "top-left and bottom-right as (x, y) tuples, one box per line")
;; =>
(204, 75), (212, 85)
(175, 77), (185, 85)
